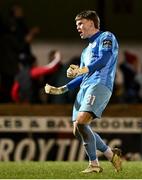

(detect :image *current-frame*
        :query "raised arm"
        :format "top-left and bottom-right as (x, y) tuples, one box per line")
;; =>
(30, 52), (61, 79)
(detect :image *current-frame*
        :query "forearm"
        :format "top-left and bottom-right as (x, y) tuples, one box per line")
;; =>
(87, 51), (112, 72)
(30, 64), (59, 79)
(67, 75), (83, 90)
(45, 57), (60, 68)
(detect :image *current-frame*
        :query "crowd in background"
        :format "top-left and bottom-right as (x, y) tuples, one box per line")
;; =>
(0, 2), (39, 103)
(0, 3), (142, 104)
(112, 50), (142, 103)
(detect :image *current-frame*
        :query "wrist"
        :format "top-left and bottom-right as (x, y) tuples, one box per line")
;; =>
(58, 85), (68, 94)
(78, 66), (89, 75)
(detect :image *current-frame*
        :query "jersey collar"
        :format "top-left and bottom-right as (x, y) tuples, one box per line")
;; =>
(89, 31), (103, 43)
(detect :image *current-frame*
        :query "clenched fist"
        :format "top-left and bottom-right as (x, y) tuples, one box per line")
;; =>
(45, 83), (68, 95)
(67, 64), (89, 78)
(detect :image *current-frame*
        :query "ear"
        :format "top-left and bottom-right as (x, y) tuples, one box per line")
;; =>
(89, 20), (95, 28)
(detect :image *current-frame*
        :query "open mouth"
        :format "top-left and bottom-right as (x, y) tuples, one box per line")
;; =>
(79, 31), (83, 36)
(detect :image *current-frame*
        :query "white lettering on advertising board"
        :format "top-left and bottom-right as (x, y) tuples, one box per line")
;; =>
(0, 116), (142, 133)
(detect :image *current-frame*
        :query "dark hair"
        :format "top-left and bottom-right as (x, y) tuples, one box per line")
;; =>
(75, 10), (100, 29)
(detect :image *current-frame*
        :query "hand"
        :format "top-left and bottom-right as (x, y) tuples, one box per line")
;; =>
(45, 84), (68, 95)
(45, 84), (55, 94)
(67, 64), (89, 78)
(67, 64), (79, 78)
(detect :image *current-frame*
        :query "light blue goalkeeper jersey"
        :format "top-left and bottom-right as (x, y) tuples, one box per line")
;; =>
(67, 31), (119, 92)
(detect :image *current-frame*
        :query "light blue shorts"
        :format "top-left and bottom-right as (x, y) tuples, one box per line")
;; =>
(72, 84), (112, 121)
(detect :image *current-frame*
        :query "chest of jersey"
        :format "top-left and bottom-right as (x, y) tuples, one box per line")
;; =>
(82, 41), (98, 66)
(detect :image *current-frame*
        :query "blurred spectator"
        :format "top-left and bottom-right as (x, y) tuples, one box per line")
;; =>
(0, 3), (40, 102)
(111, 52), (124, 103)
(120, 50), (141, 103)
(112, 68), (124, 103)
(135, 63), (142, 101)
(0, 12), (19, 102)
(7, 2), (40, 65)
(11, 53), (60, 103)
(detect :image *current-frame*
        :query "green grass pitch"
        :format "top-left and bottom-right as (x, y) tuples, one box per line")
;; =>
(0, 161), (142, 179)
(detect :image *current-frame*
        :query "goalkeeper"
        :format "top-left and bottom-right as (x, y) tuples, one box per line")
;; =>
(45, 10), (122, 173)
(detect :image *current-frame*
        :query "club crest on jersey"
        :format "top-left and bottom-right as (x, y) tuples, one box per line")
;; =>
(102, 40), (112, 48)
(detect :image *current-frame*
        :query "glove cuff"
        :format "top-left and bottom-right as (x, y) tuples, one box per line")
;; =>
(78, 66), (89, 75)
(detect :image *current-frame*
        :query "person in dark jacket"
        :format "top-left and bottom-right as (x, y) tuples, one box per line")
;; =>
(11, 53), (61, 103)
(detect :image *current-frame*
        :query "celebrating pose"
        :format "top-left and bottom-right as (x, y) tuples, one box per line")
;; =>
(45, 10), (122, 173)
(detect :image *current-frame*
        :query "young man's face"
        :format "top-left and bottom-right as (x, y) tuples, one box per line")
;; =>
(76, 18), (95, 39)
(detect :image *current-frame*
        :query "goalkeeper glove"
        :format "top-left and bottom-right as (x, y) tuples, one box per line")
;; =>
(67, 64), (89, 78)
(45, 84), (68, 95)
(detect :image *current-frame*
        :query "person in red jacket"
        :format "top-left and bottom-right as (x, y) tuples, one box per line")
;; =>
(11, 50), (61, 103)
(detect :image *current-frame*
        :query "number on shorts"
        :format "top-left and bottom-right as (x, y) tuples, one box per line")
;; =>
(86, 94), (96, 105)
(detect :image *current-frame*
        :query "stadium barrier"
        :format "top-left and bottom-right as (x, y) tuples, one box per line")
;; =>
(0, 104), (142, 161)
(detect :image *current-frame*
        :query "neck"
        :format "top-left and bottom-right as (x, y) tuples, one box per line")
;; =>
(89, 29), (99, 38)
(89, 30), (102, 43)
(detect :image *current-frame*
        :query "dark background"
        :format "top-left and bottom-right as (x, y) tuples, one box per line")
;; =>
(0, 0), (141, 41)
